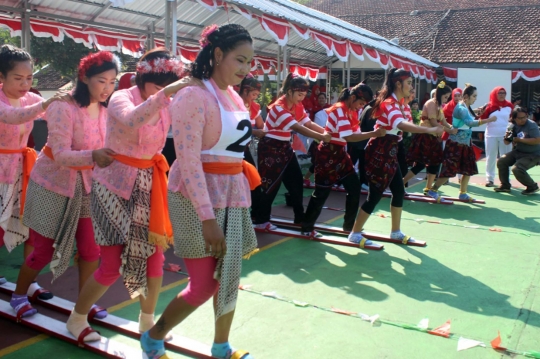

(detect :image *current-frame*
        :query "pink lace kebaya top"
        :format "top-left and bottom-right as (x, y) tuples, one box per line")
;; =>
(0, 84), (45, 184)
(30, 101), (106, 198)
(93, 86), (171, 199)
(168, 79), (250, 221)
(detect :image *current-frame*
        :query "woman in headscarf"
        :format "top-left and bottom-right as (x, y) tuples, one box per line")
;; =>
(481, 86), (514, 187)
(442, 88), (462, 143)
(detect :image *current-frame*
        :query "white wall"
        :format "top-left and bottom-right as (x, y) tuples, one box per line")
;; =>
(457, 68), (512, 132)
(38, 90), (57, 100)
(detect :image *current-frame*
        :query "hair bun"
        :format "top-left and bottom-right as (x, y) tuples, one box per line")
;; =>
(0, 44), (15, 53)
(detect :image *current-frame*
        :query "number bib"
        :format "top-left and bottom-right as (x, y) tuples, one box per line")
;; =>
(201, 80), (252, 158)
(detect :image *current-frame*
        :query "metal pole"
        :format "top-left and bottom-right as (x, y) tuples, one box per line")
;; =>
(347, 56), (351, 88)
(148, 22), (155, 50)
(277, 45), (282, 91)
(327, 62), (332, 96)
(342, 61), (345, 87)
(170, 0), (177, 56)
(283, 44), (288, 79)
(22, 0), (31, 52)
(164, 0), (171, 50)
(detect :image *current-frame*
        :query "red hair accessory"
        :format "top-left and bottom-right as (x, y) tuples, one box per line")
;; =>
(78, 51), (121, 81)
(136, 58), (184, 77)
(291, 84), (309, 92)
(200, 24), (218, 48)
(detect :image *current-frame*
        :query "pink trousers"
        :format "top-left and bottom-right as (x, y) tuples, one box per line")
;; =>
(25, 218), (100, 271)
(93, 244), (165, 286)
(181, 257), (220, 307)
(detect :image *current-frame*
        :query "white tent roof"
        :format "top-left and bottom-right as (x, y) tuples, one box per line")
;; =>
(0, 0), (439, 82)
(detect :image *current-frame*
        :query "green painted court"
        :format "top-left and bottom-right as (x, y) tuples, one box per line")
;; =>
(1, 160), (539, 358)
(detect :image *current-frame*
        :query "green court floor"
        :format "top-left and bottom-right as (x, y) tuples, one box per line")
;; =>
(1, 161), (540, 358)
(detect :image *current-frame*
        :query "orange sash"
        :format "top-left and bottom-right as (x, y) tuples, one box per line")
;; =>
(202, 161), (261, 190)
(0, 147), (38, 216)
(41, 145), (94, 171)
(112, 154), (173, 248)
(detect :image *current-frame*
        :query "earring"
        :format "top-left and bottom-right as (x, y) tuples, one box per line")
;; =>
(216, 62), (220, 66)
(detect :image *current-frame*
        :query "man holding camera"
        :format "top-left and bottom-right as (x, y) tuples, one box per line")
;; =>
(494, 107), (540, 195)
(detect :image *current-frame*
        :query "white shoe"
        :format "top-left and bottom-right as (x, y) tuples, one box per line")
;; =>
(253, 222), (277, 231)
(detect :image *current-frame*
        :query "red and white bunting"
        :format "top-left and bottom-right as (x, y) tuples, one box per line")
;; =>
(310, 31), (334, 57)
(443, 67), (458, 82)
(0, 16), (144, 57)
(290, 23), (310, 40)
(290, 65), (320, 82)
(195, 0), (223, 11)
(0, 16), (22, 35)
(332, 40), (349, 63)
(256, 14), (289, 46)
(230, 4), (252, 20)
(30, 19), (64, 42)
(254, 56), (277, 74)
(378, 53), (390, 70)
(512, 69), (540, 83)
(363, 47), (380, 63)
(349, 43), (364, 61)
(418, 66), (426, 80)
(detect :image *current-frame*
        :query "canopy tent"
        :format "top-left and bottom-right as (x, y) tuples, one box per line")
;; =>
(0, 0), (439, 85)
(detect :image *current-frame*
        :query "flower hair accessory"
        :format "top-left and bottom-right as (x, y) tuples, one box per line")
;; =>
(200, 24), (218, 48)
(136, 58), (184, 77)
(78, 51), (121, 81)
(437, 81), (446, 89)
(464, 83), (472, 87)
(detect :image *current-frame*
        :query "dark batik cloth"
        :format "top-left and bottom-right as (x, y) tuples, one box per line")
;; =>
(365, 135), (400, 193)
(257, 136), (294, 194)
(439, 139), (478, 178)
(406, 133), (443, 167)
(314, 142), (355, 187)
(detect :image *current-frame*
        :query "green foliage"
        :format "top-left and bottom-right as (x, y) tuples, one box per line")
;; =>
(291, 0), (311, 4)
(0, 30), (20, 47)
(256, 73), (274, 108)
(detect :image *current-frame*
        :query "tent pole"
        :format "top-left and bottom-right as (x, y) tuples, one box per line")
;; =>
(22, 0), (31, 52)
(347, 56), (351, 88)
(164, 0), (171, 50)
(283, 44), (288, 79)
(277, 45), (282, 91)
(148, 22), (155, 50)
(170, 0), (177, 56)
(327, 61), (332, 97)
(342, 61), (345, 87)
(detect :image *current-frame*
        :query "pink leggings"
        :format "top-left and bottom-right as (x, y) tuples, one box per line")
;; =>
(93, 244), (165, 286)
(0, 227), (36, 249)
(25, 218), (100, 271)
(180, 257), (219, 307)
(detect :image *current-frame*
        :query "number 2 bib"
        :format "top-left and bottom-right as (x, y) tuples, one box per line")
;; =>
(201, 80), (252, 158)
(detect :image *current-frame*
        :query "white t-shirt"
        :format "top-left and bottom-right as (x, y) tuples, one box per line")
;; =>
(314, 109), (328, 128)
(485, 106), (512, 138)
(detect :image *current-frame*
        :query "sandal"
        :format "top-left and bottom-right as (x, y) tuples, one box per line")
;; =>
(88, 305), (108, 320)
(28, 285), (53, 302)
(230, 350), (253, 359)
(15, 302), (37, 322)
(77, 327), (100, 347)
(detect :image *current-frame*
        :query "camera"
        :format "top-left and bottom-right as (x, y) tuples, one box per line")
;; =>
(504, 123), (514, 142)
